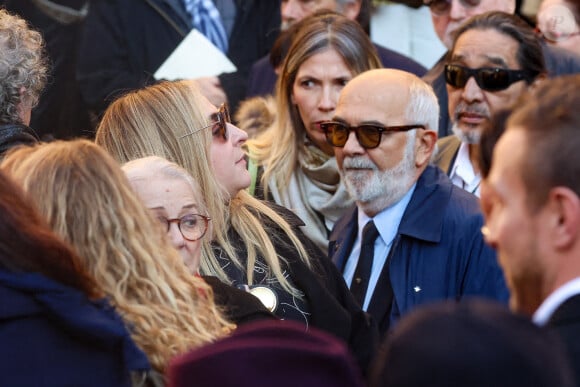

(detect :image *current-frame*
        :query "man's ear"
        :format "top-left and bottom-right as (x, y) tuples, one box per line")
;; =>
(414, 129), (437, 168)
(341, 0), (361, 21)
(545, 187), (580, 250)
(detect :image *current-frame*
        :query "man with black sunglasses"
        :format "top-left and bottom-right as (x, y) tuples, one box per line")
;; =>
(327, 68), (509, 336)
(422, 0), (580, 138)
(433, 11), (546, 197)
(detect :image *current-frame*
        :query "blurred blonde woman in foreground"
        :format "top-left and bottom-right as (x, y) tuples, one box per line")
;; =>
(95, 80), (378, 371)
(1, 140), (234, 374)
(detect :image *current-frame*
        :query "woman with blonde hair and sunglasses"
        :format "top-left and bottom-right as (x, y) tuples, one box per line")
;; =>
(245, 11), (382, 252)
(95, 80), (377, 371)
(0, 140), (234, 376)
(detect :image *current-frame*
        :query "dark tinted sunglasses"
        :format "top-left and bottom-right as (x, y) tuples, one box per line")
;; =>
(423, 0), (481, 16)
(445, 64), (531, 92)
(179, 103), (230, 140)
(320, 121), (425, 149)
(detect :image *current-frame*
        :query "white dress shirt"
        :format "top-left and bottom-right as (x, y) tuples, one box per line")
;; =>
(343, 183), (416, 311)
(449, 142), (481, 197)
(533, 277), (580, 326)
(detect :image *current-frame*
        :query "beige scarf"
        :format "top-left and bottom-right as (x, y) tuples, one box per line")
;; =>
(269, 142), (353, 252)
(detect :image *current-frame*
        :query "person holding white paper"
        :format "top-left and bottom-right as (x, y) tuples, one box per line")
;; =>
(76, 0), (280, 124)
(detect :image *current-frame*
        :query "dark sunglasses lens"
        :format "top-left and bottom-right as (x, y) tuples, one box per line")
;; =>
(477, 68), (510, 91)
(221, 104), (231, 123)
(325, 123), (349, 147)
(358, 126), (382, 148)
(446, 65), (468, 88)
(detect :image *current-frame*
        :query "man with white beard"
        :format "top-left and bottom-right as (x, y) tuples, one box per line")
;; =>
(323, 68), (508, 336)
(433, 11), (546, 197)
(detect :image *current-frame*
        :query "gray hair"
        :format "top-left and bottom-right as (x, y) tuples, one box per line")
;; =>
(405, 77), (440, 133)
(122, 155), (207, 214)
(0, 8), (48, 124)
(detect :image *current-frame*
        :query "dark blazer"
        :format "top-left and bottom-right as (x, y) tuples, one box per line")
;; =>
(424, 42), (580, 138)
(547, 294), (580, 384)
(246, 43), (427, 98)
(0, 123), (39, 157)
(77, 0), (279, 114)
(432, 134), (461, 175)
(329, 166), (509, 335)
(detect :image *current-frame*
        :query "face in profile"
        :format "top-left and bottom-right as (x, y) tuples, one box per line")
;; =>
(480, 128), (548, 315)
(292, 48), (354, 156)
(130, 175), (208, 273)
(200, 99), (251, 198)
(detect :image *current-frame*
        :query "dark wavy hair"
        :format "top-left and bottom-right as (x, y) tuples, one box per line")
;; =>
(0, 169), (100, 297)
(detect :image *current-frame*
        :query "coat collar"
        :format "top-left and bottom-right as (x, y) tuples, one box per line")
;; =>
(330, 165), (452, 268)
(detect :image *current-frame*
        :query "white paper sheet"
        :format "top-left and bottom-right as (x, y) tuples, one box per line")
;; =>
(154, 29), (237, 80)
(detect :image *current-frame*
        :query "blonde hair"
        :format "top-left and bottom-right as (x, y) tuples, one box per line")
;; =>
(0, 140), (234, 372)
(95, 80), (311, 297)
(247, 12), (382, 199)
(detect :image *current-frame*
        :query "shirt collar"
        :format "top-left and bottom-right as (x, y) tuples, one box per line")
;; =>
(357, 183), (417, 245)
(533, 277), (580, 326)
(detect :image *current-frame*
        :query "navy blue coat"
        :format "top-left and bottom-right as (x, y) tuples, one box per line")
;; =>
(246, 43), (427, 98)
(0, 268), (149, 386)
(329, 166), (509, 335)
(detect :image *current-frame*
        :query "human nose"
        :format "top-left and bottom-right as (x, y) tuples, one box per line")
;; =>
(229, 123), (248, 145)
(342, 130), (365, 155)
(318, 85), (336, 113)
(461, 76), (484, 103)
(168, 222), (186, 249)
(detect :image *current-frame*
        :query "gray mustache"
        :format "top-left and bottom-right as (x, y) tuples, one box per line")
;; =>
(342, 157), (377, 170)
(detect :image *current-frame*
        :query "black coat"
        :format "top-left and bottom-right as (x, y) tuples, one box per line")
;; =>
(547, 294), (580, 385)
(77, 0), (280, 114)
(212, 203), (379, 375)
(0, 123), (39, 157)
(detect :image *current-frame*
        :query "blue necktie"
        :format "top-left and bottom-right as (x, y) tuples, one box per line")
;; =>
(184, 0), (229, 53)
(350, 221), (379, 307)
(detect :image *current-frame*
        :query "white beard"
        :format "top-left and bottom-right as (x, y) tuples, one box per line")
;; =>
(341, 133), (417, 212)
(452, 122), (481, 145)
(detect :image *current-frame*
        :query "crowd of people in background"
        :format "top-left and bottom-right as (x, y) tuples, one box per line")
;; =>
(1, 0), (580, 386)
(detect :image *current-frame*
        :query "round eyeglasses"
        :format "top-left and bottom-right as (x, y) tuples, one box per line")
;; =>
(157, 214), (211, 241)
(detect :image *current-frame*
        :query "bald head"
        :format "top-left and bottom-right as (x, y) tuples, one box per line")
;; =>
(337, 69), (439, 134)
(426, 0), (517, 48)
